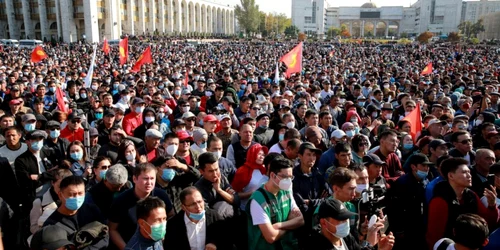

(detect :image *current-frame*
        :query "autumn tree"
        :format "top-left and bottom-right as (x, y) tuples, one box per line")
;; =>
(298, 32), (307, 41)
(447, 32), (460, 42)
(340, 24), (351, 38)
(417, 31), (433, 43)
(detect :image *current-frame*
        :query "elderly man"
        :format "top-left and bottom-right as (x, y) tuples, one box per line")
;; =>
(138, 129), (165, 163)
(216, 114), (238, 157)
(182, 112), (199, 136)
(470, 149), (496, 196)
(254, 113), (274, 146)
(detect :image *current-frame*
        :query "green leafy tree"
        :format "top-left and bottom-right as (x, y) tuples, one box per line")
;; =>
(447, 32), (461, 42)
(235, 0), (260, 36)
(458, 21), (473, 38)
(327, 27), (341, 38)
(471, 19), (485, 38)
(284, 25), (299, 37)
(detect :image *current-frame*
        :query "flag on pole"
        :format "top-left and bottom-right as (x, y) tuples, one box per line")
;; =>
(402, 105), (422, 143)
(55, 86), (68, 113)
(31, 46), (47, 63)
(274, 62), (280, 84)
(119, 37), (129, 65)
(279, 42), (303, 78)
(84, 45), (97, 88)
(131, 46), (153, 72)
(420, 62), (433, 75)
(103, 38), (110, 55)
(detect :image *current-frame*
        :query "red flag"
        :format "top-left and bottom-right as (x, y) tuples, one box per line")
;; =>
(119, 37), (128, 65)
(103, 38), (110, 55)
(280, 42), (303, 78)
(131, 47), (153, 72)
(55, 86), (68, 113)
(31, 46), (47, 63)
(420, 62), (433, 75)
(184, 70), (189, 87)
(402, 105), (422, 143)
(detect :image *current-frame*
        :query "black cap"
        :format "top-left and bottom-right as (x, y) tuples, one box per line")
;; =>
(26, 130), (47, 140)
(318, 198), (357, 221)
(46, 120), (61, 128)
(67, 111), (81, 121)
(132, 97), (145, 105)
(222, 96), (235, 104)
(429, 139), (451, 149)
(299, 142), (322, 155)
(89, 127), (99, 137)
(172, 119), (186, 128)
(407, 153), (433, 165)
(30, 225), (75, 250)
(363, 153), (387, 166)
(256, 113), (270, 121)
(104, 109), (116, 117)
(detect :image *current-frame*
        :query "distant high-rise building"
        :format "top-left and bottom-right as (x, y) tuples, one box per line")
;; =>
(291, 0), (330, 36)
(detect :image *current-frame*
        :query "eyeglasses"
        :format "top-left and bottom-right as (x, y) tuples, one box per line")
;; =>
(71, 120), (82, 124)
(179, 140), (191, 144)
(99, 165), (110, 169)
(184, 200), (204, 208)
(186, 118), (196, 122)
(277, 174), (294, 180)
(459, 139), (472, 144)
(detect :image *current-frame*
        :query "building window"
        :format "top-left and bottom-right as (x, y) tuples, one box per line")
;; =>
(312, 1), (316, 24)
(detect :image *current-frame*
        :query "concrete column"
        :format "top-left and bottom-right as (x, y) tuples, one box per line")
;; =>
(37, 0), (49, 41)
(202, 6), (207, 33)
(190, 5), (195, 32)
(385, 22), (389, 36)
(213, 9), (217, 34)
(196, 5), (201, 32)
(127, 0), (135, 35)
(21, 0), (35, 39)
(159, 0), (165, 34)
(138, 0), (146, 34)
(174, 0), (181, 32)
(374, 22), (377, 38)
(167, 0), (173, 33)
(5, 0), (19, 39)
(148, 0), (155, 33)
(207, 7), (212, 33)
(83, 0), (99, 42)
(106, 0), (121, 39)
(349, 22), (352, 35)
(59, 0), (77, 42)
(184, 3), (189, 33)
(54, 0), (62, 39)
(361, 20), (365, 37)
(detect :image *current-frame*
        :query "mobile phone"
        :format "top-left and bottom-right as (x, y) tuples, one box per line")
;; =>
(488, 174), (496, 186)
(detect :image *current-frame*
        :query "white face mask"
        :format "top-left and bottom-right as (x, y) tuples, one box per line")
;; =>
(273, 174), (292, 190)
(385, 114), (392, 120)
(125, 152), (136, 161)
(166, 144), (178, 156)
(212, 150), (222, 160)
(145, 116), (155, 123)
(286, 121), (295, 129)
(182, 106), (190, 113)
(355, 183), (369, 193)
(325, 220), (350, 239)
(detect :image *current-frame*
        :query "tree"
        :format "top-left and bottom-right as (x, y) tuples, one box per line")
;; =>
(458, 19), (485, 39)
(235, 0), (260, 36)
(327, 27), (341, 38)
(447, 32), (460, 42)
(471, 19), (485, 38)
(340, 24), (351, 38)
(284, 25), (299, 37)
(417, 31), (433, 43)
(298, 32), (307, 41)
(458, 21), (473, 38)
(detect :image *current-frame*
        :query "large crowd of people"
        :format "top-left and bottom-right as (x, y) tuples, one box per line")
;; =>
(0, 36), (498, 250)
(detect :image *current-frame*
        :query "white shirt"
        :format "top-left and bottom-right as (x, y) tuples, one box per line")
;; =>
(240, 170), (268, 210)
(184, 212), (206, 250)
(250, 193), (298, 225)
(0, 143), (28, 173)
(269, 143), (284, 154)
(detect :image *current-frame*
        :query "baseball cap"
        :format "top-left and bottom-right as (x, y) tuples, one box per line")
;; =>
(486, 130), (499, 139)
(427, 119), (447, 127)
(407, 153), (433, 165)
(104, 109), (116, 117)
(299, 142), (322, 155)
(181, 112), (196, 119)
(9, 99), (21, 105)
(67, 111), (82, 121)
(26, 130), (48, 140)
(218, 114), (231, 121)
(172, 119), (186, 128)
(132, 97), (145, 105)
(89, 127), (99, 137)
(363, 153), (387, 166)
(317, 198), (357, 221)
(22, 113), (37, 123)
(30, 225), (75, 250)
(256, 113), (270, 121)
(429, 139), (452, 149)
(330, 130), (347, 140)
(203, 114), (218, 123)
(145, 129), (163, 139)
(176, 130), (193, 141)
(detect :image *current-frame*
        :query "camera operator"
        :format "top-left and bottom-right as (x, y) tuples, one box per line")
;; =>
(387, 153), (432, 250)
(364, 154), (388, 199)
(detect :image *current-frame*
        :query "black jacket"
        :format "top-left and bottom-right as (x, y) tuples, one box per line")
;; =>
(0, 156), (19, 211)
(45, 137), (70, 160)
(306, 229), (374, 250)
(164, 209), (231, 250)
(448, 148), (475, 166)
(14, 147), (57, 213)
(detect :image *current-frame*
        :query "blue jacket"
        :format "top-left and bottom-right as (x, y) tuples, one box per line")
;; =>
(318, 147), (335, 175)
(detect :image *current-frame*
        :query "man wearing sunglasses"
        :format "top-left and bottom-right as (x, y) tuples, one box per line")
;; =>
(449, 130), (476, 167)
(60, 111), (84, 143)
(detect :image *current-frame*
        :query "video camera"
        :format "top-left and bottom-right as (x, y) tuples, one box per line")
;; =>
(361, 186), (386, 217)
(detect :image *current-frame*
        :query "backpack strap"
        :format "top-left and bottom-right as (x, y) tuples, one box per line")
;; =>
(257, 188), (277, 224)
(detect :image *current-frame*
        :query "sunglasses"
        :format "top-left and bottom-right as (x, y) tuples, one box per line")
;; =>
(252, 107), (261, 110)
(359, 143), (368, 146)
(186, 118), (196, 122)
(459, 139), (472, 144)
(179, 140), (191, 144)
(71, 120), (82, 124)
(50, 128), (60, 131)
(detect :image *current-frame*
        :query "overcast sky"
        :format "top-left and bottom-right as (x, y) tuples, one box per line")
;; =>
(218, 0), (482, 17)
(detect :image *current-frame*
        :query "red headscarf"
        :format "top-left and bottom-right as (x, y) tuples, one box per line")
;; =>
(231, 144), (268, 192)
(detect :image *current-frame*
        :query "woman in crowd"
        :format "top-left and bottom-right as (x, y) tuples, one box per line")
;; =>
(116, 139), (140, 180)
(351, 134), (371, 164)
(66, 141), (92, 178)
(87, 156), (112, 190)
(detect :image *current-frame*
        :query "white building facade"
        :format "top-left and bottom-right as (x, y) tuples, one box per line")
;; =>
(461, 0), (500, 23)
(292, 0), (330, 36)
(411, 0), (462, 34)
(0, 0), (235, 43)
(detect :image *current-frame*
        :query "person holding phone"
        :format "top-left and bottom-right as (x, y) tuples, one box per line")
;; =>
(481, 163), (500, 208)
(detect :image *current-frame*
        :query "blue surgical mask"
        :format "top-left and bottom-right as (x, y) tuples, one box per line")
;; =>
(174, 90), (181, 96)
(95, 113), (103, 119)
(64, 195), (85, 211)
(31, 140), (44, 151)
(279, 134), (285, 141)
(24, 123), (35, 132)
(325, 220), (350, 238)
(161, 168), (176, 182)
(188, 210), (205, 221)
(403, 143), (413, 150)
(80, 93), (87, 99)
(358, 101), (365, 107)
(50, 129), (60, 139)
(49, 87), (56, 93)
(199, 120), (204, 126)
(354, 127), (360, 134)
(70, 151), (83, 161)
(240, 84), (246, 90)
(416, 170), (428, 180)
(345, 130), (355, 138)
(99, 170), (107, 180)
(199, 142), (207, 149)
